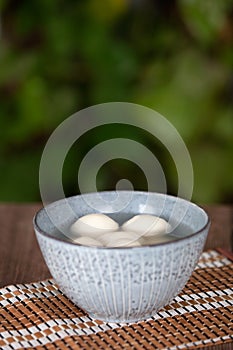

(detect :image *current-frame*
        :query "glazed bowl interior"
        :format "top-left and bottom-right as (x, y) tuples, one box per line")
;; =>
(35, 191), (209, 244)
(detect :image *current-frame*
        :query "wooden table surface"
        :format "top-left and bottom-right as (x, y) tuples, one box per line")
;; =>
(0, 203), (232, 288)
(0, 203), (232, 350)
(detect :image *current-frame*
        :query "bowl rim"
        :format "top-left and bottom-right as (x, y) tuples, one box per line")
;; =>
(33, 191), (210, 249)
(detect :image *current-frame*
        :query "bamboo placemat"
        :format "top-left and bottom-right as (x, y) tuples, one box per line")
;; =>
(0, 250), (232, 349)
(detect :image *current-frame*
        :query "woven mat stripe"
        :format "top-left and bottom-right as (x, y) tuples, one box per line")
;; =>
(0, 280), (59, 303)
(0, 307), (232, 350)
(0, 284), (232, 333)
(195, 250), (231, 268)
(36, 334), (233, 350)
(0, 263), (232, 310)
(1, 299), (232, 340)
(33, 335), (233, 350)
(0, 296), (232, 346)
(195, 257), (231, 269)
(183, 264), (233, 295)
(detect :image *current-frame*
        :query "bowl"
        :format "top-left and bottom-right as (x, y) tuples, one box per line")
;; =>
(33, 191), (210, 323)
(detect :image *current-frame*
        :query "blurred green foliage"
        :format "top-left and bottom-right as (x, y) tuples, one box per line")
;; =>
(0, 0), (232, 203)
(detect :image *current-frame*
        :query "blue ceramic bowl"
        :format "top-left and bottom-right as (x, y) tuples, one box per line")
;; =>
(34, 191), (210, 323)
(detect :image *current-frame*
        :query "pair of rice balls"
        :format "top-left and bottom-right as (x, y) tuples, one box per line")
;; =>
(69, 213), (171, 248)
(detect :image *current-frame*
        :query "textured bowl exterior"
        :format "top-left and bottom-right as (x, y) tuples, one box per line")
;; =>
(34, 192), (210, 323)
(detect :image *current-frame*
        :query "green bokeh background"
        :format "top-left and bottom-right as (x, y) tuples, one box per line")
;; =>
(0, 0), (232, 203)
